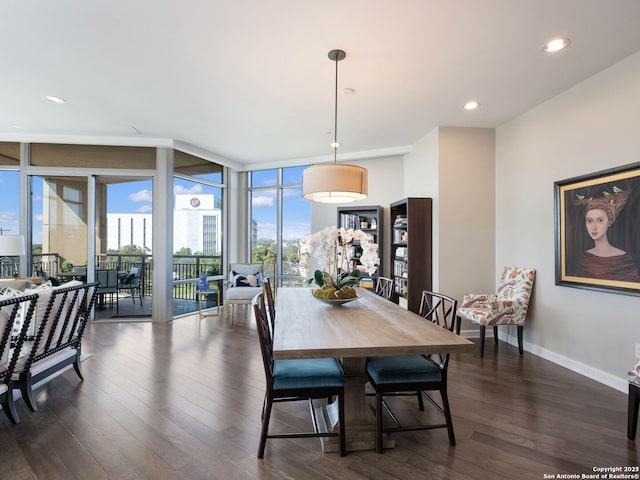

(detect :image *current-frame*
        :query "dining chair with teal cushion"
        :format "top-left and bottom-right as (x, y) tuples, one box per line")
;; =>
(263, 277), (276, 334)
(457, 266), (536, 357)
(366, 290), (458, 453)
(252, 293), (346, 458)
(375, 276), (394, 301)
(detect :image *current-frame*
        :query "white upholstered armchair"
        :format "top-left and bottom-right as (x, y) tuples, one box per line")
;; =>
(224, 263), (264, 309)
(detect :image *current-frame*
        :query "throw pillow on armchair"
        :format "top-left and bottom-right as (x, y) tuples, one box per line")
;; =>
(231, 271), (262, 287)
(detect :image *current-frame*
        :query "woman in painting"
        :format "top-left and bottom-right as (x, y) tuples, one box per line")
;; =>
(574, 187), (640, 282)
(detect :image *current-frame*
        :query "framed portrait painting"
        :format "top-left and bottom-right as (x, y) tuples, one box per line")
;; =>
(555, 162), (640, 296)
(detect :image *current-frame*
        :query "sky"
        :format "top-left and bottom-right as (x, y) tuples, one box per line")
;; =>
(250, 166), (311, 241)
(0, 171), (20, 236)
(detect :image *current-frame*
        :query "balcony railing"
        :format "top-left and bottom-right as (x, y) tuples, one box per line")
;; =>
(30, 252), (223, 301)
(171, 255), (222, 300)
(30, 252), (305, 302)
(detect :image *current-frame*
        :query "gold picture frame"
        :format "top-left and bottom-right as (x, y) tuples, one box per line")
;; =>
(555, 162), (640, 295)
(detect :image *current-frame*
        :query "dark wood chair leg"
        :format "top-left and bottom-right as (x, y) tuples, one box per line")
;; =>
(517, 325), (524, 355)
(479, 325), (486, 357)
(258, 395), (273, 458)
(441, 387), (456, 446)
(417, 390), (425, 411)
(628, 382), (639, 440)
(261, 393), (268, 420)
(72, 358), (84, 381)
(493, 326), (499, 345)
(20, 376), (37, 412)
(1, 387), (20, 424)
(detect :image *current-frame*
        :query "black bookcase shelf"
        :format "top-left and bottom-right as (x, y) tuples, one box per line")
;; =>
(337, 205), (384, 284)
(389, 198), (432, 313)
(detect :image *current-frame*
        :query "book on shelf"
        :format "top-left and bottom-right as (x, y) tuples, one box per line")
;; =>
(340, 213), (362, 230)
(393, 260), (407, 277)
(359, 277), (374, 288)
(393, 215), (407, 228)
(339, 212), (379, 232)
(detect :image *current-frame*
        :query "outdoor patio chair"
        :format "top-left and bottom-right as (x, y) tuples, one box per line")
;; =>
(118, 266), (142, 305)
(97, 269), (119, 314)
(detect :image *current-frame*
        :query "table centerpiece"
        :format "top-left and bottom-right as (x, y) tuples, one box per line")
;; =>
(299, 226), (379, 303)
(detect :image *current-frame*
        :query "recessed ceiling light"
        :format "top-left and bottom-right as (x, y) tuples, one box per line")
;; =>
(543, 38), (571, 53)
(463, 101), (480, 111)
(12, 125), (24, 129)
(45, 95), (66, 104)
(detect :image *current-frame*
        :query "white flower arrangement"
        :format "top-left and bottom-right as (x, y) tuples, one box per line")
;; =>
(299, 226), (380, 289)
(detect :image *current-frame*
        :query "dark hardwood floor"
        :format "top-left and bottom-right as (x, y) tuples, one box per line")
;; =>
(1, 306), (637, 479)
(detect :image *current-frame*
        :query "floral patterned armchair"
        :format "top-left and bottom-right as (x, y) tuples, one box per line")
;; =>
(457, 266), (536, 357)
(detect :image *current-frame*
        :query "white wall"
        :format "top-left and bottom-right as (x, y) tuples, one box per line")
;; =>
(496, 50), (640, 391)
(404, 128), (440, 289)
(403, 126), (496, 312)
(404, 128), (439, 198)
(438, 127), (495, 303)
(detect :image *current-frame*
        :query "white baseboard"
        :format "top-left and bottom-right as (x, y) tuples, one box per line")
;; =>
(459, 328), (492, 338)
(458, 328), (627, 393)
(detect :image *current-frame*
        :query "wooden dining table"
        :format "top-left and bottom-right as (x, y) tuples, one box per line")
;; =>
(273, 287), (474, 452)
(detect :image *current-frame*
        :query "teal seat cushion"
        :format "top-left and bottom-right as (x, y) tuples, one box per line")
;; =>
(367, 355), (441, 385)
(273, 358), (344, 390)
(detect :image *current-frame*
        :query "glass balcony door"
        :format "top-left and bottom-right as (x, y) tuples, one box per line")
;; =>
(94, 176), (153, 319)
(32, 175), (89, 277)
(30, 174), (154, 319)
(172, 177), (223, 317)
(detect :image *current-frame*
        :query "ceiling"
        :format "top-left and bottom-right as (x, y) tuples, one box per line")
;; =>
(2, 0), (640, 170)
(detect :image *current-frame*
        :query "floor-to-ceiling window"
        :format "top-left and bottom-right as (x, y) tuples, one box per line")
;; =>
(0, 142), (22, 276)
(249, 166), (310, 286)
(29, 144), (156, 318)
(172, 151), (224, 316)
(32, 175), (89, 272)
(93, 177), (154, 318)
(0, 141), (226, 320)
(29, 146), (156, 265)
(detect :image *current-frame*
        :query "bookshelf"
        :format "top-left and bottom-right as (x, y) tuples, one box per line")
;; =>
(337, 205), (383, 286)
(389, 198), (432, 313)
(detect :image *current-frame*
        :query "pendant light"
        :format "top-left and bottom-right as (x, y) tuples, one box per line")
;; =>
(303, 49), (368, 203)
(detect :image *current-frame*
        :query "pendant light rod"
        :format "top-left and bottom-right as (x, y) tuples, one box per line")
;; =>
(328, 49), (345, 164)
(302, 48), (368, 204)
